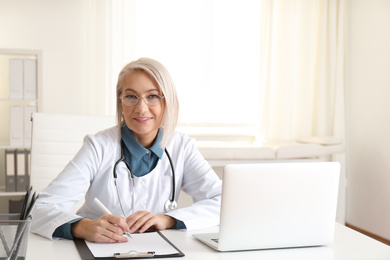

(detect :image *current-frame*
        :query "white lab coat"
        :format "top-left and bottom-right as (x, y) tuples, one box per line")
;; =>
(31, 126), (222, 239)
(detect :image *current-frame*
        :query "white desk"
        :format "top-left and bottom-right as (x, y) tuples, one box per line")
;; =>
(27, 223), (390, 259)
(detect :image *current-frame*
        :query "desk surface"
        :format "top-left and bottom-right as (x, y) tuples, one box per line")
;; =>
(27, 223), (390, 260)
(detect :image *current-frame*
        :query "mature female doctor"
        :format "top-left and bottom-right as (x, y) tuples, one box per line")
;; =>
(31, 58), (222, 242)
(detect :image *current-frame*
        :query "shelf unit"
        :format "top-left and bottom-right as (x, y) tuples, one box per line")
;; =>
(0, 49), (42, 198)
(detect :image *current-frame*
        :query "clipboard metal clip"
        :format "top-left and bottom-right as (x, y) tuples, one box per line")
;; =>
(114, 250), (155, 258)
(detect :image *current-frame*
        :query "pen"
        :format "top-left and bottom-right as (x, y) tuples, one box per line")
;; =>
(24, 194), (39, 220)
(20, 186), (33, 220)
(93, 197), (132, 239)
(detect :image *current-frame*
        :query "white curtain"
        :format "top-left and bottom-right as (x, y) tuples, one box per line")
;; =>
(258, 0), (346, 223)
(91, 0), (346, 144)
(258, 0), (345, 142)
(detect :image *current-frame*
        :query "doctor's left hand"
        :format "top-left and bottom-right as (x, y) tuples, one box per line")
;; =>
(126, 211), (176, 234)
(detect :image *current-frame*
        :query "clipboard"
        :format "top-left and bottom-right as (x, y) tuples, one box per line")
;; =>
(74, 231), (184, 259)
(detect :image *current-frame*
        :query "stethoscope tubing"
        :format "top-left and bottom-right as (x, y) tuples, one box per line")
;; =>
(113, 140), (177, 215)
(164, 148), (176, 204)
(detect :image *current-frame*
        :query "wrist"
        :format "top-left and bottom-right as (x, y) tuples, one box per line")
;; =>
(164, 215), (177, 229)
(71, 218), (88, 239)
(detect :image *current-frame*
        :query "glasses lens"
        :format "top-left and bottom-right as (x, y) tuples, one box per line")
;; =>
(121, 95), (139, 106)
(145, 95), (163, 106)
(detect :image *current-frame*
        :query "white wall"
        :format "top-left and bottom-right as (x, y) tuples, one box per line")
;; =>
(346, 0), (390, 240)
(0, 0), (88, 114)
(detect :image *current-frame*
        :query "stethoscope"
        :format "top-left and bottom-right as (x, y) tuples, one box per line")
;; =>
(113, 140), (177, 216)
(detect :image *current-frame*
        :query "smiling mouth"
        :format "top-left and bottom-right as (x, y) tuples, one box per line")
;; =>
(135, 117), (152, 121)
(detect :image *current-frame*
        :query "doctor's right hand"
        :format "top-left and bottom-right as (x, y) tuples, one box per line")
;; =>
(71, 214), (130, 243)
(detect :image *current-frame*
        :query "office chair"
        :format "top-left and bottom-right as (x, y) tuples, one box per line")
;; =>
(30, 112), (116, 210)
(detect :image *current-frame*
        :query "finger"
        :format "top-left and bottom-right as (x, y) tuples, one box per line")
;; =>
(99, 232), (128, 243)
(126, 211), (148, 228)
(102, 229), (129, 243)
(89, 224), (128, 243)
(128, 212), (155, 233)
(106, 222), (127, 236)
(137, 215), (173, 233)
(97, 215), (130, 242)
(105, 214), (130, 233)
(138, 217), (157, 233)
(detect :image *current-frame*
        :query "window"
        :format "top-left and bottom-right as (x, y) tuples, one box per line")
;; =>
(120, 0), (262, 139)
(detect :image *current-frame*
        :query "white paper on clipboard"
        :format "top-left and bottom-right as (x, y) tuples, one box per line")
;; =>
(85, 232), (180, 257)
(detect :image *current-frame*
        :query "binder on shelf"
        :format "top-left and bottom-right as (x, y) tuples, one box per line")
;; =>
(5, 149), (16, 192)
(25, 150), (31, 190)
(24, 106), (36, 146)
(9, 59), (24, 100)
(16, 149), (27, 192)
(10, 106), (24, 147)
(23, 59), (37, 100)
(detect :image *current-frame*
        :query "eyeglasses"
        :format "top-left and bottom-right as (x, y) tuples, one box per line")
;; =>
(120, 94), (165, 107)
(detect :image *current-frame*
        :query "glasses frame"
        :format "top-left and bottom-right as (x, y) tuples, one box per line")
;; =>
(120, 94), (165, 107)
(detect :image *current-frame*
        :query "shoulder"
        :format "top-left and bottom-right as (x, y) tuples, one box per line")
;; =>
(83, 126), (119, 151)
(170, 131), (195, 145)
(167, 131), (199, 154)
(94, 126), (119, 140)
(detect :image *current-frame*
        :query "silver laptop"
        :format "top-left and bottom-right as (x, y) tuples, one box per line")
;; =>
(193, 162), (340, 252)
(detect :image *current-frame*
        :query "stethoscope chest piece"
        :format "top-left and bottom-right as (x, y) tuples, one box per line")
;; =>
(164, 200), (178, 212)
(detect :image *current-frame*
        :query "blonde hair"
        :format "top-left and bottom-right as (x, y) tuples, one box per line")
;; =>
(116, 57), (179, 148)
